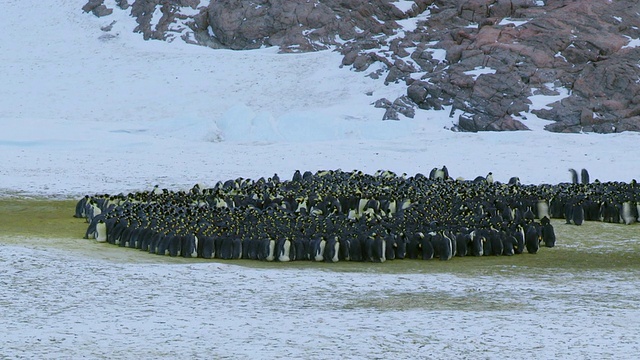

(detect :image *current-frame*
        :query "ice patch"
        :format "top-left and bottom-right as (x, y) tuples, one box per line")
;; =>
(392, 0), (417, 14)
(622, 35), (640, 49)
(211, 104), (417, 143)
(498, 18), (530, 27)
(529, 83), (571, 111)
(463, 66), (496, 80)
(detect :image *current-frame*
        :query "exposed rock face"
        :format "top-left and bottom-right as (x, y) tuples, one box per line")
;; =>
(82, 0), (113, 17)
(84, 0), (640, 133)
(205, 0), (436, 51)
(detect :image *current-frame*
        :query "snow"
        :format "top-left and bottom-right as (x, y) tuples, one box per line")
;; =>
(2, 240), (640, 359)
(529, 83), (571, 111)
(463, 66), (496, 80)
(622, 35), (640, 49)
(392, 0), (417, 14)
(498, 18), (530, 27)
(2, 1), (640, 358)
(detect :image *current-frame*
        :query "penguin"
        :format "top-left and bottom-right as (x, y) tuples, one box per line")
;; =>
(363, 235), (375, 262)
(432, 232), (452, 260)
(564, 201), (574, 224)
(621, 201), (636, 225)
(429, 166), (449, 181)
(541, 218), (556, 247)
(155, 234), (172, 255)
(469, 230), (484, 257)
(502, 234), (516, 256)
(95, 219), (107, 243)
(311, 235), (326, 262)
(581, 169), (590, 184)
(231, 237), (243, 259)
(349, 235), (363, 262)
(292, 170), (302, 182)
(394, 233), (407, 259)
(240, 237), (253, 260)
(485, 172), (494, 184)
(525, 224), (540, 254)
(406, 232), (421, 259)
(572, 201), (585, 226)
(536, 199), (550, 220)
(420, 232), (434, 260)
(167, 235), (181, 257)
(293, 237), (309, 261)
(569, 169), (579, 184)
(338, 236), (351, 261)
(219, 237), (233, 259)
(74, 195), (90, 218)
(428, 167), (438, 180)
(384, 234), (396, 261)
(84, 213), (106, 239)
(276, 238), (291, 262)
(489, 229), (503, 256)
(323, 236), (340, 263)
(512, 225), (525, 254)
(200, 235), (215, 259)
(372, 234), (386, 263)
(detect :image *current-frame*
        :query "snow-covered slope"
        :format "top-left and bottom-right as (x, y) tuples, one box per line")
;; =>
(2, 1), (639, 198)
(2, 2), (640, 359)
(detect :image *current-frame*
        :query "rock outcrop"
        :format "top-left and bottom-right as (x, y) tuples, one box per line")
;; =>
(84, 0), (640, 133)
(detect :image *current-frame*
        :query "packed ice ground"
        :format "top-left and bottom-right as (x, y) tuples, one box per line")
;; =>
(2, 1), (640, 359)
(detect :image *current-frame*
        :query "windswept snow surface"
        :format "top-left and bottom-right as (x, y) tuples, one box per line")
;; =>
(2, 240), (640, 359)
(2, 1), (640, 359)
(2, 1), (639, 199)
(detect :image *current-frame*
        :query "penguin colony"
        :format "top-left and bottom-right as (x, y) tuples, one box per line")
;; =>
(75, 167), (640, 263)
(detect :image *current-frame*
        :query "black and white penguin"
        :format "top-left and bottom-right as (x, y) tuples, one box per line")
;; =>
(525, 224), (540, 254)
(621, 201), (637, 225)
(540, 217), (556, 247)
(485, 172), (494, 184)
(580, 169), (590, 185)
(74, 195), (90, 218)
(323, 236), (340, 263)
(469, 230), (484, 257)
(419, 232), (435, 260)
(572, 201), (585, 226)
(95, 219), (107, 243)
(508, 177), (520, 186)
(569, 168), (579, 184)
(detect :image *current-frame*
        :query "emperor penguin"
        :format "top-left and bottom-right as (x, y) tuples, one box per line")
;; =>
(486, 172), (494, 184)
(95, 220), (107, 243)
(580, 169), (590, 184)
(569, 169), (579, 184)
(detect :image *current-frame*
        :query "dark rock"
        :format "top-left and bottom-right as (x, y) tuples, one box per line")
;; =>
(383, 107), (400, 120)
(374, 98), (392, 109)
(407, 82), (428, 105)
(353, 54), (374, 72)
(580, 108), (595, 126)
(116, 0), (130, 10)
(205, 0), (406, 51)
(376, 96), (415, 120)
(384, 66), (406, 85)
(92, 5), (113, 17)
(393, 96), (416, 118)
(82, 0), (103, 13)
(81, 0), (640, 132)
(342, 50), (359, 66)
(457, 113), (528, 132)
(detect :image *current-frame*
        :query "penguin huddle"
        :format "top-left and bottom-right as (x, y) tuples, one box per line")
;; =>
(76, 168), (640, 262)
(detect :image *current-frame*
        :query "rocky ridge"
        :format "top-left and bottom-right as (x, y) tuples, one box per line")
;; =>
(84, 0), (640, 133)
